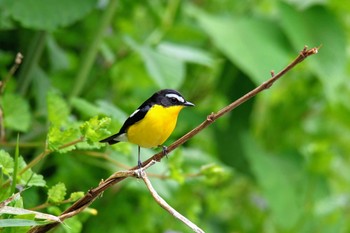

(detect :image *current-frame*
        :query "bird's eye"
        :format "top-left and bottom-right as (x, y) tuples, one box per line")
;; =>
(169, 97), (178, 103)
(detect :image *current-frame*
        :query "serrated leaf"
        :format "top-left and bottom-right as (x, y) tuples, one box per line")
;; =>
(69, 192), (84, 202)
(48, 182), (66, 203)
(8, 0), (97, 30)
(18, 157), (45, 187)
(80, 116), (111, 143)
(1, 93), (31, 132)
(48, 126), (80, 153)
(0, 150), (14, 175)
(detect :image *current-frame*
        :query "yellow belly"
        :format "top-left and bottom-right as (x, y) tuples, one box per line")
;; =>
(126, 105), (184, 148)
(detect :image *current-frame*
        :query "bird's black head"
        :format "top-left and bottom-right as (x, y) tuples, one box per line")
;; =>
(154, 89), (194, 107)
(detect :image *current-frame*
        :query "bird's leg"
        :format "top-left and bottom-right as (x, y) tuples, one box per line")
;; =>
(137, 146), (142, 168)
(160, 145), (168, 158)
(135, 146), (142, 178)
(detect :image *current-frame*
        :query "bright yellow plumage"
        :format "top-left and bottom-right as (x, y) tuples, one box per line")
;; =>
(127, 105), (184, 148)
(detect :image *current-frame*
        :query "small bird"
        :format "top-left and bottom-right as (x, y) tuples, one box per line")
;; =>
(100, 89), (194, 168)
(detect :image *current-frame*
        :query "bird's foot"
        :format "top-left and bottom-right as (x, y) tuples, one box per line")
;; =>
(160, 145), (168, 158)
(135, 160), (143, 178)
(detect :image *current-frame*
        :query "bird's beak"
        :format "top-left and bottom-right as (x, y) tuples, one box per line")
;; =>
(184, 101), (195, 107)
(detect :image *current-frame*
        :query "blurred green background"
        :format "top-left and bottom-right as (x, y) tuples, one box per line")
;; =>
(1, 0), (350, 232)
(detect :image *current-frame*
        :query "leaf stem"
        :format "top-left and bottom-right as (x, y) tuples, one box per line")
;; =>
(69, 0), (118, 100)
(10, 135), (20, 194)
(17, 31), (47, 96)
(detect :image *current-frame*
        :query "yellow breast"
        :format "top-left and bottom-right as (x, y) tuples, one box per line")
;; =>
(126, 105), (184, 148)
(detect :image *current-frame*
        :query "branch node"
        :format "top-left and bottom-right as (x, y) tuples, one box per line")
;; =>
(15, 52), (24, 65)
(270, 70), (275, 77)
(206, 113), (215, 122)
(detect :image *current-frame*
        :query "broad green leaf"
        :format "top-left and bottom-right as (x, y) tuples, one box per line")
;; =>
(48, 182), (66, 203)
(18, 157), (45, 187)
(0, 219), (47, 227)
(96, 100), (128, 122)
(0, 0), (14, 29)
(125, 37), (185, 89)
(47, 91), (70, 126)
(71, 97), (101, 118)
(157, 42), (214, 67)
(1, 93), (31, 132)
(62, 216), (83, 233)
(243, 134), (302, 230)
(0, 206), (60, 222)
(8, 0), (97, 30)
(46, 35), (69, 71)
(279, 3), (347, 100)
(0, 150), (14, 175)
(190, 7), (291, 84)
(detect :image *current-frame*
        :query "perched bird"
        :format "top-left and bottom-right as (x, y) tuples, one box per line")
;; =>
(100, 89), (194, 167)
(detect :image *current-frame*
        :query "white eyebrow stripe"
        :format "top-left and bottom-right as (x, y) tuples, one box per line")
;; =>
(166, 93), (185, 103)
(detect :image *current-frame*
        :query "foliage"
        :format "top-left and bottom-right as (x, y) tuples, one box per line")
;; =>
(1, 0), (350, 232)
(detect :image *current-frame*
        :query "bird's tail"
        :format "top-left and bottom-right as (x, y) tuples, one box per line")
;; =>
(99, 134), (120, 145)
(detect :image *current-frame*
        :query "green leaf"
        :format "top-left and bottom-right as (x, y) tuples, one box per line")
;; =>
(157, 42), (214, 67)
(0, 150), (14, 175)
(125, 37), (185, 89)
(47, 91), (70, 126)
(11, 135), (20, 194)
(46, 35), (69, 71)
(48, 182), (66, 203)
(190, 7), (291, 85)
(199, 163), (231, 185)
(0, 219), (46, 227)
(48, 126), (80, 153)
(0, 206), (60, 222)
(71, 97), (101, 118)
(80, 116), (111, 143)
(18, 157), (45, 187)
(243, 133), (302, 230)
(69, 192), (84, 202)
(8, 0), (97, 30)
(279, 3), (347, 100)
(1, 93), (31, 132)
(62, 216), (83, 233)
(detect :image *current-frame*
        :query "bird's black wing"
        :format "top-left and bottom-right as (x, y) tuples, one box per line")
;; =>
(119, 104), (151, 133)
(99, 104), (151, 145)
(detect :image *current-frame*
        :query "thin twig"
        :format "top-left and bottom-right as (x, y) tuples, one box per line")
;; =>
(0, 52), (23, 94)
(0, 52), (24, 142)
(140, 163), (205, 233)
(29, 46), (319, 233)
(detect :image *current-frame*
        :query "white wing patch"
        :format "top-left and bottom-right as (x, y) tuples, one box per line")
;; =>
(115, 133), (128, 142)
(129, 109), (140, 118)
(165, 93), (185, 103)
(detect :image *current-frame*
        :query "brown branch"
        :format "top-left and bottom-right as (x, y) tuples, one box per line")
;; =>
(29, 46), (318, 233)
